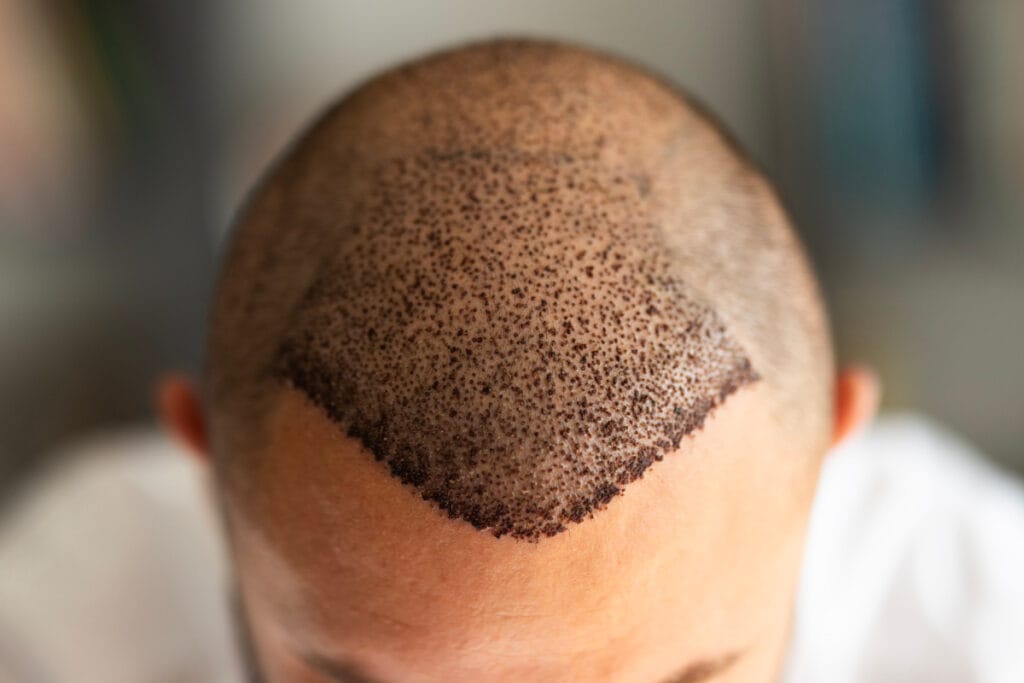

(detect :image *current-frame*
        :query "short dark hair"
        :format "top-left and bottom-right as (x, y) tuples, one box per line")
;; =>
(206, 39), (833, 540)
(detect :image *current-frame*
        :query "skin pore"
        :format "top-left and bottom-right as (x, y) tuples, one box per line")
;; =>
(159, 39), (881, 683)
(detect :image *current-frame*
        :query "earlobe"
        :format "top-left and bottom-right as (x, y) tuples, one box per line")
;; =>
(831, 365), (881, 448)
(157, 374), (211, 461)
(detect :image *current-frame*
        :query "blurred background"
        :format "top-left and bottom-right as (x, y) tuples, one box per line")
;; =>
(1, 0), (1021, 502)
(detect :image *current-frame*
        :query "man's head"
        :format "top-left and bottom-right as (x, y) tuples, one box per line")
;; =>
(161, 40), (878, 683)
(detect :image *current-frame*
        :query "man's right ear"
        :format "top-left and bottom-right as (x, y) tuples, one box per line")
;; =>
(157, 374), (210, 461)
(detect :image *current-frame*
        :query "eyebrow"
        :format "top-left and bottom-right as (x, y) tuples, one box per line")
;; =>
(661, 652), (742, 683)
(303, 653), (385, 683)
(302, 649), (742, 683)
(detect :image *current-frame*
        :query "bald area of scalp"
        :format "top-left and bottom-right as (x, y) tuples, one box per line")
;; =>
(208, 40), (828, 541)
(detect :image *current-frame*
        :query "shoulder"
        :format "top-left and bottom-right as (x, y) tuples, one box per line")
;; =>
(0, 431), (243, 683)
(784, 415), (1024, 683)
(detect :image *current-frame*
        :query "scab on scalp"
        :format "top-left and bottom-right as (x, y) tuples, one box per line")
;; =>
(276, 150), (757, 541)
(271, 41), (759, 540)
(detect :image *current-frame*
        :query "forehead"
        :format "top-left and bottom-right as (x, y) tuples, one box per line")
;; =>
(229, 383), (810, 681)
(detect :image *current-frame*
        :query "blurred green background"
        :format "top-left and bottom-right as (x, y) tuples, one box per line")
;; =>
(1, 1), (1021, 499)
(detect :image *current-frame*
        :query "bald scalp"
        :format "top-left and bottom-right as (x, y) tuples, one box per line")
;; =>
(207, 40), (833, 540)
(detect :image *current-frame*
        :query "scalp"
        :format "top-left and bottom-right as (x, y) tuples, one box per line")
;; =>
(207, 39), (832, 540)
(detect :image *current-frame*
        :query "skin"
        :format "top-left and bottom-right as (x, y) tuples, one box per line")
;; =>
(161, 42), (871, 680)
(159, 366), (878, 683)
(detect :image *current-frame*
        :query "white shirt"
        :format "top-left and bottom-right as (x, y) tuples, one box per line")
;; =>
(1, 416), (1022, 682)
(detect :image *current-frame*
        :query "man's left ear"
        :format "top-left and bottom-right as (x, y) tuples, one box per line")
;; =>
(157, 374), (210, 461)
(831, 365), (881, 449)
